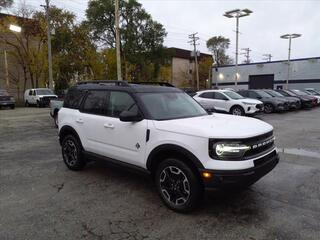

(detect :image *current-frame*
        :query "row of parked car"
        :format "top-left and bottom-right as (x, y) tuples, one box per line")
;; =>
(192, 88), (320, 116)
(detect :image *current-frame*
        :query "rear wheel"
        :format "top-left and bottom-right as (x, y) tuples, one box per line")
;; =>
(61, 134), (86, 171)
(155, 158), (203, 213)
(36, 100), (40, 108)
(25, 101), (29, 107)
(230, 106), (245, 116)
(264, 103), (274, 114)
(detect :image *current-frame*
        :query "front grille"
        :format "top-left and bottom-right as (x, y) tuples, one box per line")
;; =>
(254, 150), (277, 167)
(241, 131), (275, 159)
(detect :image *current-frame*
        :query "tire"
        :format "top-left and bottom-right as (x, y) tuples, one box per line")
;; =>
(36, 100), (41, 108)
(230, 106), (245, 116)
(155, 158), (203, 213)
(25, 101), (29, 107)
(264, 103), (274, 114)
(10, 105), (15, 109)
(61, 134), (86, 171)
(53, 112), (58, 128)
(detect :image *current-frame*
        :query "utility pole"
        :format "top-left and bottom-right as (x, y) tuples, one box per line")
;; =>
(41, 0), (53, 89)
(263, 54), (272, 62)
(241, 48), (251, 63)
(115, 0), (122, 80)
(224, 9), (252, 89)
(188, 33), (200, 90)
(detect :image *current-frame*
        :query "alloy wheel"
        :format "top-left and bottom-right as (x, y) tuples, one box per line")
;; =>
(159, 166), (191, 206)
(63, 139), (78, 167)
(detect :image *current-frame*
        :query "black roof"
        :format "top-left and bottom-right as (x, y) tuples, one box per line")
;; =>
(72, 80), (182, 93)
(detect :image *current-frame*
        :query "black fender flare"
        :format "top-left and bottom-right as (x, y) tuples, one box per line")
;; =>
(59, 125), (82, 148)
(146, 144), (204, 173)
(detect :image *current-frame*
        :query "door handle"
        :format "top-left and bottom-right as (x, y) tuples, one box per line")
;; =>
(76, 118), (84, 124)
(104, 123), (114, 129)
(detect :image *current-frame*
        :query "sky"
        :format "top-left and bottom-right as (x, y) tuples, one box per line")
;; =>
(10, 0), (320, 63)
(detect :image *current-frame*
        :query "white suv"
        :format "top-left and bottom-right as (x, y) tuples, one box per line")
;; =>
(193, 89), (264, 116)
(24, 88), (57, 107)
(58, 81), (279, 212)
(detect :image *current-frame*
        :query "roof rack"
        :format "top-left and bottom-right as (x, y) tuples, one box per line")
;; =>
(133, 82), (175, 87)
(77, 80), (130, 86)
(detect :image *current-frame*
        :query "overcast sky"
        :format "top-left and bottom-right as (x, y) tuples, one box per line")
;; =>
(12, 0), (320, 63)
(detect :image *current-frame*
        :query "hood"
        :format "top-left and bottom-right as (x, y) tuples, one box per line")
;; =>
(260, 97), (284, 104)
(237, 98), (262, 104)
(153, 114), (273, 139)
(38, 95), (58, 98)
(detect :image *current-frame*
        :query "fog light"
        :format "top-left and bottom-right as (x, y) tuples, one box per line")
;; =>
(202, 172), (212, 178)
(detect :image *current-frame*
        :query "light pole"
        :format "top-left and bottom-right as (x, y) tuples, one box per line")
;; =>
(280, 33), (301, 89)
(224, 9), (252, 89)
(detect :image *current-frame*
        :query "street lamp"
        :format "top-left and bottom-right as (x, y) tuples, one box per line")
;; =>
(224, 9), (252, 89)
(280, 33), (301, 89)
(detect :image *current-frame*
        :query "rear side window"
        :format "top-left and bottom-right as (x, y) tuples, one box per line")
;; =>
(213, 92), (228, 100)
(64, 89), (86, 109)
(82, 91), (107, 115)
(199, 92), (214, 99)
(107, 91), (136, 118)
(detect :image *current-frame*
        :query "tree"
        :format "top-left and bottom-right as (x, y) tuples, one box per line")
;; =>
(0, 0), (13, 10)
(206, 36), (233, 66)
(34, 6), (105, 90)
(85, 0), (167, 81)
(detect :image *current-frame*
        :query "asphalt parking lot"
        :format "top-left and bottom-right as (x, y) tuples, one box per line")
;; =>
(1, 107), (320, 240)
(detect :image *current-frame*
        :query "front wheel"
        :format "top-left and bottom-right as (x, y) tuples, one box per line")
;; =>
(264, 103), (274, 114)
(155, 158), (203, 213)
(61, 135), (86, 171)
(230, 106), (245, 116)
(53, 113), (58, 128)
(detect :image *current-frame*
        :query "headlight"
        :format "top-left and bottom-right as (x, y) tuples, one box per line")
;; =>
(211, 142), (251, 160)
(10, 97), (14, 101)
(242, 102), (255, 105)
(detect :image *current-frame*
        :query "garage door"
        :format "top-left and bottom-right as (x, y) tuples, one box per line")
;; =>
(249, 74), (274, 89)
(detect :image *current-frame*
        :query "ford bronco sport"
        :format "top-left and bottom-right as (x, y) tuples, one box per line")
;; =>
(58, 81), (279, 212)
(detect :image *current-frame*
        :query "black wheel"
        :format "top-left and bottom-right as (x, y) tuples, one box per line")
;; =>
(53, 112), (58, 128)
(264, 103), (274, 114)
(155, 158), (203, 213)
(61, 134), (86, 171)
(230, 106), (245, 116)
(36, 100), (40, 108)
(10, 105), (15, 109)
(25, 101), (29, 107)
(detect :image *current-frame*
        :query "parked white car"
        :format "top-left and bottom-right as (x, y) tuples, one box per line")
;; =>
(193, 89), (264, 116)
(24, 88), (58, 107)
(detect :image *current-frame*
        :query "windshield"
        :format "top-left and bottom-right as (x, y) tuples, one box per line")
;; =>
(138, 92), (207, 120)
(292, 90), (308, 96)
(256, 90), (272, 98)
(36, 89), (54, 95)
(224, 91), (244, 100)
(267, 90), (283, 97)
(0, 90), (9, 96)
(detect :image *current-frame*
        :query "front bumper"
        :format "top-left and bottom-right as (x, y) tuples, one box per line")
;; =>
(0, 100), (15, 106)
(200, 150), (279, 189)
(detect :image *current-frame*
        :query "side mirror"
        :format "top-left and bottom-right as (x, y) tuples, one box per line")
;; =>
(119, 110), (143, 122)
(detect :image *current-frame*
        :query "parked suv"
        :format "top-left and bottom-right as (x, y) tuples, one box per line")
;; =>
(263, 89), (301, 110)
(24, 88), (57, 107)
(0, 89), (15, 109)
(58, 81), (279, 212)
(193, 89), (264, 116)
(238, 89), (289, 113)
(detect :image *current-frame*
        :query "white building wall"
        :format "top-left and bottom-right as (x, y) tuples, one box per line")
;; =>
(212, 57), (320, 90)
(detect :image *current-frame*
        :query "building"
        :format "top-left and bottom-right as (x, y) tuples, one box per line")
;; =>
(168, 47), (212, 88)
(213, 57), (320, 90)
